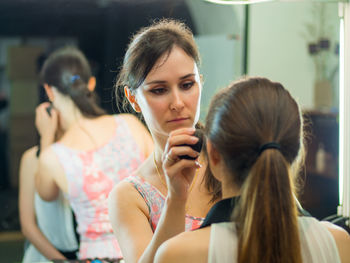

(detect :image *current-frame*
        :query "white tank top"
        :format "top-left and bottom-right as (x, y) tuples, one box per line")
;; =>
(209, 217), (341, 263)
(22, 192), (79, 263)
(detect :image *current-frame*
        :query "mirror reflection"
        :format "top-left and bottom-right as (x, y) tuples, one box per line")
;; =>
(0, 0), (345, 262)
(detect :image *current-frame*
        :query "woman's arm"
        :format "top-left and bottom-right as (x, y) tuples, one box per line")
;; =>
(109, 128), (201, 263)
(138, 128), (202, 262)
(19, 147), (66, 260)
(138, 194), (187, 263)
(108, 181), (155, 263)
(35, 102), (61, 201)
(35, 147), (61, 201)
(109, 181), (188, 263)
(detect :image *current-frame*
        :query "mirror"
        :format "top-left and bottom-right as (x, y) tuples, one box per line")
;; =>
(195, 0), (341, 221)
(0, 0), (344, 261)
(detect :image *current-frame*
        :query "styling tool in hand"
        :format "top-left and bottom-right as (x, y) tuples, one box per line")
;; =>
(46, 104), (53, 117)
(179, 129), (203, 160)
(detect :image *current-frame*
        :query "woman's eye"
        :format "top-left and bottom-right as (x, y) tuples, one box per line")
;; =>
(150, 87), (167, 95)
(181, 81), (195, 90)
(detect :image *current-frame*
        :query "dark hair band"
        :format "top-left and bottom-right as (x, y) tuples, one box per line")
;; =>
(258, 142), (281, 155)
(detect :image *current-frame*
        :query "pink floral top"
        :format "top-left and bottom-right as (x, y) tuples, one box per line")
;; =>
(124, 175), (204, 231)
(52, 115), (145, 260)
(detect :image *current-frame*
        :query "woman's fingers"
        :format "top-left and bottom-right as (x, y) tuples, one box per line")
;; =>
(161, 127), (202, 197)
(167, 134), (199, 149)
(168, 127), (195, 137)
(35, 103), (58, 139)
(167, 128), (197, 146)
(164, 146), (199, 164)
(163, 158), (201, 190)
(164, 128), (199, 160)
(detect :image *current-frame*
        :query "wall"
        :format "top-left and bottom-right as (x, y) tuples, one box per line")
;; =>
(186, 0), (245, 119)
(195, 35), (239, 118)
(187, 1), (340, 111)
(247, 1), (340, 110)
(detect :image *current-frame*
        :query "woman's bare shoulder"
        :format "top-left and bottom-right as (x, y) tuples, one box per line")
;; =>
(117, 113), (145, 128)
(21, 146), (39, 162)
(110, 180), (138, 200)
(19, 146), (39, 183)
(109, 178), (149, 215)
(321, 221), (350, 239)
(155, 227), (211, 263)
(321, 221), (350, 263)
(39, 145), (60, 166)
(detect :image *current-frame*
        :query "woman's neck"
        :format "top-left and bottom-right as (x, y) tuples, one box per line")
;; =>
(220, 178), (240, 200)
(151, 133), (168, 163)
(59, 100), (85, 132)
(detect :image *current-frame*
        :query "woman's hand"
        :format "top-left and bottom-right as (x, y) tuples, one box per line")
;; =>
(162, 127), (202, 201)
(35, 102), (58, 149)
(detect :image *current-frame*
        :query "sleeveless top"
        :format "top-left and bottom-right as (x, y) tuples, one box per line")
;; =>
(201, 197), (311, 228)
(22, 192), (79, 263)
(52, 115), (145, 260)
(209, 217), (341, 263)
(124, 175), (204, 231)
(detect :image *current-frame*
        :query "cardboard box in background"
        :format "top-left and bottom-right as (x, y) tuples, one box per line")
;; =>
(6, 46), (44, 81)
(9, 114), (37, 188)
(9, 81), (38, 188)
(6, 45), (42, 188)
(10, 81), (38, 115)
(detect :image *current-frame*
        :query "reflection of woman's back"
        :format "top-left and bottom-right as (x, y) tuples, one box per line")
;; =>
(35, 47), (153, 260)
(20, 145), (79, 263)
(52, 115), (145, 258)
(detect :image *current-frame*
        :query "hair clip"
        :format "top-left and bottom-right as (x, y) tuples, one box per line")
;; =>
(71, 75), (80, 83)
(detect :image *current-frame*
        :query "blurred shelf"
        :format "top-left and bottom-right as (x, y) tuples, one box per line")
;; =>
(0, 231), (24, 242)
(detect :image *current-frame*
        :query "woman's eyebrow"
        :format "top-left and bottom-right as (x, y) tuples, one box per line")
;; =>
(145, 80), (167, 85)
(145, 73), (196, 86)
(179, 73), (195, 80)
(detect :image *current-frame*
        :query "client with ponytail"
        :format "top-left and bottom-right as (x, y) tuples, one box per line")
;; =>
(35, 46), (153, 260)
(155, 77), (349, 263)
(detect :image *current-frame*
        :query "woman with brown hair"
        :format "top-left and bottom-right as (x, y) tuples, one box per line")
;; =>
(108, 19), (216, 263)
(35, 46), (153, 260)
(155, 77), (350, 263)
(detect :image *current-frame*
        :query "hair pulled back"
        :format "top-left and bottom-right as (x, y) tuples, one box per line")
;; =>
(116, 19), (200, 111)
(205, 77), (304, 263)
(41, 46), (105, 118)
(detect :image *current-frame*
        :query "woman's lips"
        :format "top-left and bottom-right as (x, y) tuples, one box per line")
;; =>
(167, 117), (189, 123)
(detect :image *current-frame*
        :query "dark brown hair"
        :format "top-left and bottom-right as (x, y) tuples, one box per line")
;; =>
(41, 46), (105, 118)
(116, 18), (200, 111)
(205, 77), (303, 263)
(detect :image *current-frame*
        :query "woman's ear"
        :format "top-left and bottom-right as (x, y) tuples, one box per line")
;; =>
(206, 138), (223, 181)
(43, 84), (54, 102)
(124, 86), (141, 113)
(88, 77), (96, 92)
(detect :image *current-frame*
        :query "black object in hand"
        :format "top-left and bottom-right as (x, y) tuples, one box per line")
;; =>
(179, 129), (204, 160)
(46, 104), (52, 117)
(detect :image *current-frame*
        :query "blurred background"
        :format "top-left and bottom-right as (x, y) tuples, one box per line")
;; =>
(0, 0), (341, 261)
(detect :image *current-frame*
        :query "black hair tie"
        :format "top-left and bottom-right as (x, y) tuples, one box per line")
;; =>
(258, 142), (281, 155)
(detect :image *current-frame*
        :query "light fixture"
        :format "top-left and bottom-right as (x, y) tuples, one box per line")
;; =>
(338, 2), (350, 221)
(338, 4), (345, 216)
(204, 0), (272, 5)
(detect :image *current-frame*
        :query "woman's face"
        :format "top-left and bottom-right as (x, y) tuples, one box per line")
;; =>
(135, 46), (202, 137)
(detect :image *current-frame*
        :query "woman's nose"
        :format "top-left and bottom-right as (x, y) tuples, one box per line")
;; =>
(169, 88), (185, 112)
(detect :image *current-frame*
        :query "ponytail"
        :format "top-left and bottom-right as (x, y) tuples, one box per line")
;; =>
(233, 150), (302, 263)
(41, 46), (106, 118)
(62, 73), (105, 118)
(205, 77), (304, 263)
